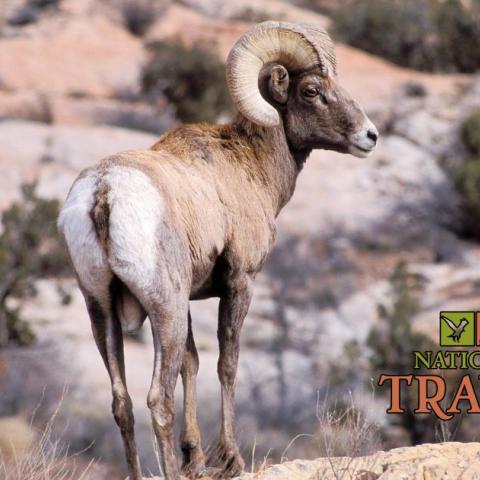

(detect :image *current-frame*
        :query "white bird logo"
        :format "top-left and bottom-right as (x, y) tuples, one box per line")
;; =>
(441, 315), (469, 342)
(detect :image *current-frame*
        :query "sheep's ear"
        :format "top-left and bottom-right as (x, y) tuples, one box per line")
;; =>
(269, 65), (290, 104)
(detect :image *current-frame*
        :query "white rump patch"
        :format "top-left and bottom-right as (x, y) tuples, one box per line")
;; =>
(58, 171), (110, 295)
(105, 166), (164, 292)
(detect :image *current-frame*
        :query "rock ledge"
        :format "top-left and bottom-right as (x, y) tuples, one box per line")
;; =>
(237, 442), (480, 479)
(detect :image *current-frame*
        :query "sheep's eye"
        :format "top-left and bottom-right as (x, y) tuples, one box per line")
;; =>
(303, 87), (318, 98)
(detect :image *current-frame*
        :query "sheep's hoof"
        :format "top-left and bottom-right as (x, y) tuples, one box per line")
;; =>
(124, 477), (179, 480)
(123, 468), (219, 479)
(208, 445), (245, 478)
(195, 466), (221, 479)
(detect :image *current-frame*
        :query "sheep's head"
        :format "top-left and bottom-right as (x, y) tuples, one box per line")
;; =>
(226, 22), (378, 158)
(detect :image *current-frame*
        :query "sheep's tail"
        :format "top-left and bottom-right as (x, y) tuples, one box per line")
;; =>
(90, 182), (147, 334)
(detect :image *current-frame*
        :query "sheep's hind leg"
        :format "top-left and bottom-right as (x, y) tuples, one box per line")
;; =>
(145, 294), (189, 480)
(210, 277), (252, 478)
(84, 289), (142, 480)
(180, 310), (207, 477)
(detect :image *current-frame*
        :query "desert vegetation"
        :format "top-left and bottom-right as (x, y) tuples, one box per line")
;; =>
(0, 183), (71, 347)
(0, 407), (93, 480)
(142, 40), (232, 123)
(332, 0), (480, 73)
(368, 261), (439, 445)
(452, 110), (480, 239)
(118, 0), (169, 37)
(6, 0), (60, 27)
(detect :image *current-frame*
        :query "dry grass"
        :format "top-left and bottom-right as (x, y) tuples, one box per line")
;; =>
(314, 393), (380, 480)
(247, 391), (381, 479)
(0, 396), (95, 480)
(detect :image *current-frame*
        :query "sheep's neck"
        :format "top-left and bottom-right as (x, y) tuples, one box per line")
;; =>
(233, 115), (309, 217)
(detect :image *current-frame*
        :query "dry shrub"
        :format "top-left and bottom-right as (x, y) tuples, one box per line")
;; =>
(314, 394), (380, 480)
(0, 417), (36, 460)
(0, 400), (94, 480)
(254, 393), (380, 479)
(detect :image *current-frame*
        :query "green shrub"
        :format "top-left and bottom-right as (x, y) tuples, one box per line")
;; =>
(437, 0), (480, 73)
(29, 0), (59, 8)
(141, 41), (232, 123)
(119, 0), (168, 37)
(332, 0), (480, 73)
(7, 6), (38, 26)
(454, 158), (480, 239)
(461, 110), (480, 156)
(368, 261), (434, 445)
(368, 260), (431, 374)
(296, 0), (340, 15)
(7, 0), (60, 27)
(452, 110), (480, 239)
(369, 261), (466, 445)
(0, 183), (71, 347)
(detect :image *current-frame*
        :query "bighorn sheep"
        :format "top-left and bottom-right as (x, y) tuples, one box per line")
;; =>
(58, 21), (378, 480)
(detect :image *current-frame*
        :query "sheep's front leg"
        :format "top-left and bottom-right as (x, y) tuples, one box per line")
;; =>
(213, 277), (252, 477)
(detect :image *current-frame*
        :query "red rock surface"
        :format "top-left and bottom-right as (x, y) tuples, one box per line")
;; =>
(0, 16), (145, 97)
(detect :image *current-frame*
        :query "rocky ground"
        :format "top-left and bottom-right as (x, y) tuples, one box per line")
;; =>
(1, 0), (480, 478)
(237, 442), (480, 480)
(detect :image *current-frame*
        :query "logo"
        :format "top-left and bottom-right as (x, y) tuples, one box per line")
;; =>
(377, 310), (480, 420)
(440, 311), (476, 346)
(440, 312), (480, 347)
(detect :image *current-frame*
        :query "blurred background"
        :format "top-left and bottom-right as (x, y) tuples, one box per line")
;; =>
(0, 0), (480, 478)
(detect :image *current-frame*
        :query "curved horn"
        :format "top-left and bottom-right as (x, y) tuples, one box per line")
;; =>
(226, 21), (336, 127)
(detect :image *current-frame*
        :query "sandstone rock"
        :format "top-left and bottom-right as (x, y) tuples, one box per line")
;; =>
(237, 442), (480, 480)
(0, 90), (54, 123)
(0, 120), (157, 208)
(149, 2), (328, 63)
(147, 4), (248, 62)
(0, 90), (175, 133)
(280, 134), (457, 243)
(391, 108), (456, 157)
(335, 44), (469, 110)
(0, 16), (145, 97)
(177, 0), (329, 26)
(49, 96), (175, 133)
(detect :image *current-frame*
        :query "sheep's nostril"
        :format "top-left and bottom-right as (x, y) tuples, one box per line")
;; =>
(367, 129), (378, 143)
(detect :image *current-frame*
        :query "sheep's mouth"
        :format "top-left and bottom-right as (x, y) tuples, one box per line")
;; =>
(353, 144), (372, 153)
(349, 143), (375, 158)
